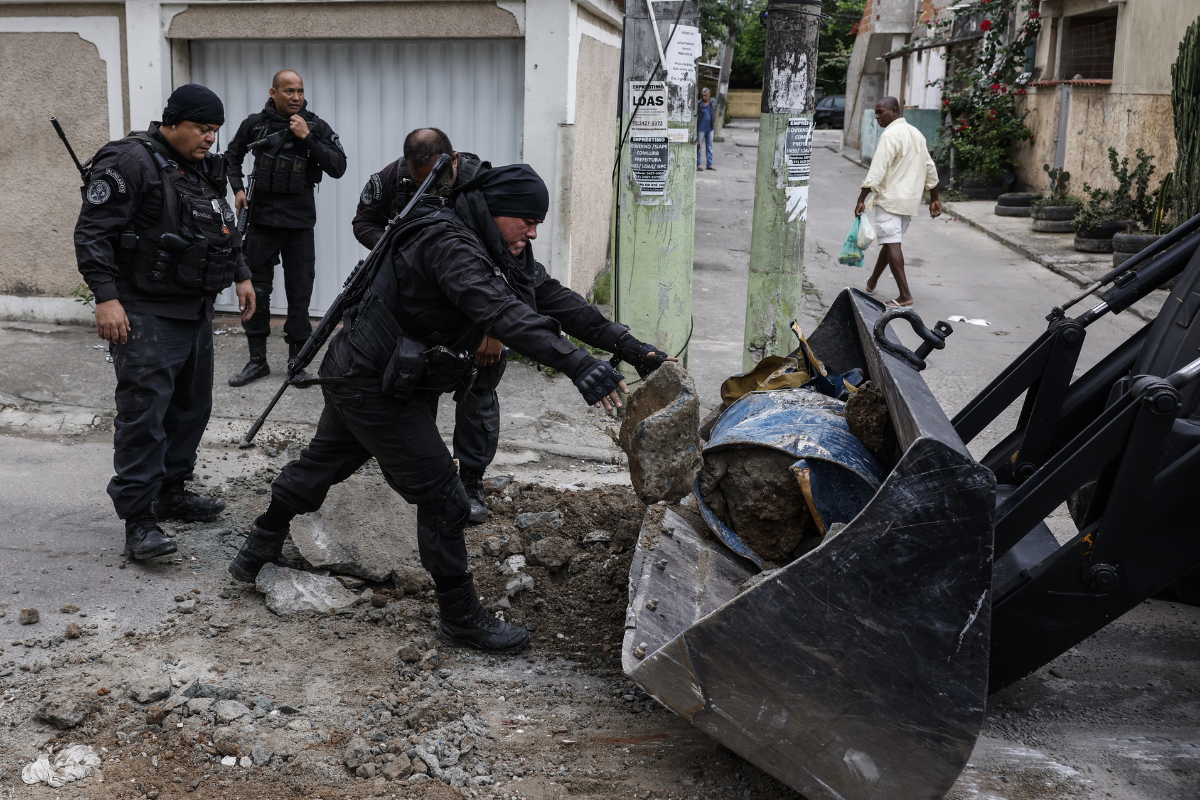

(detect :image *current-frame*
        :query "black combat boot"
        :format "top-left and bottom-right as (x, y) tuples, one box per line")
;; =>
(228, 523), (300, 583)
(124, 513), (178, 560)
(435, 574), (530, 654)
(229, 335), (270, 387)
(151, 483), (226, 522)
(459, 468), (489, 526)
(288, 341), (315, 388)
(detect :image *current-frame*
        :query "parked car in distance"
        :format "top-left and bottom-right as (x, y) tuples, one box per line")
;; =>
(814, 95), (845, 129)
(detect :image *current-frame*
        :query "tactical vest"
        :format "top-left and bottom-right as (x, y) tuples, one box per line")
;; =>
(346, 206), (479, 400)
(251, 116), (321, 193)
(120, 135), (240, 298)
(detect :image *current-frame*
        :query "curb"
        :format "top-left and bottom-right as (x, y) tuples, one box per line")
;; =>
(942, 205), (1156, 325)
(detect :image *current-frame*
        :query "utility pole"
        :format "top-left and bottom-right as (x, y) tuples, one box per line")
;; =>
(741, 0), (821, 370)
(613, 0), (701, 368)
(713, 36), (735, 141)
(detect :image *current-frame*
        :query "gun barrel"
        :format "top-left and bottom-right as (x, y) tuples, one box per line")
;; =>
(50, 116), (87, 178)
(240, 378), (290, 447)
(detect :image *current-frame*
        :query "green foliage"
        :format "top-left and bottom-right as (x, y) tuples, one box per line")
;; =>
(71, 283), (95, 309)
(1039, 164), (1072, 203)
(699, 0), (746, 51)
(730, 1), (768, 89)
(1171, 15), (1200, 227)
(1072, 147), (1158, 234)
(818, 0), (867, 94)
(932, 0), (1041, 176)
(729, 0), (866, 93)
(1153, 172), (1174, 236)
(590, 266), (613, 306)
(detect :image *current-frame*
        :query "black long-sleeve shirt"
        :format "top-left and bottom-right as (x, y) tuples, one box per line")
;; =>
(73, 123), (250, 320)
(224, 99), (347, 229)
(323, 192), (626, 384)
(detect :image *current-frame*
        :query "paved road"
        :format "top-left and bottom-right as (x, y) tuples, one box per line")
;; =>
(692, 122), (1146, 444)
(690, 121), (1197, 800)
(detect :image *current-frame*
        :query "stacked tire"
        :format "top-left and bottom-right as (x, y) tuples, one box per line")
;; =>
(1113, 232), (1165, 267)
(994, 192), (1038, 217)
(1031, 204), (1079, 233)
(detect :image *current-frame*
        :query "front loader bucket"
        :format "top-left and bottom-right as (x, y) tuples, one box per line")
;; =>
(623, 289), (995, 800)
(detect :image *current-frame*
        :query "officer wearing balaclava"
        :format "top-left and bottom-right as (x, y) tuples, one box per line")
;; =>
(229, 164), (673, 655)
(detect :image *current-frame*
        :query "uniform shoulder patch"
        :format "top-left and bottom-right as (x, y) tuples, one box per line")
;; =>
(86, 179), (112, 205)
(361, 173), (383, 206)
(102, 167), (127, 193)
(532, 261), (548, 287)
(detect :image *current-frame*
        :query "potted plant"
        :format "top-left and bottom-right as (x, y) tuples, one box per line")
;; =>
(1114, 172), (1173, 266)
(1031, 166), (1081, 232)
(929, 0), (1041, 201)
(1074, 148), (1154, 253)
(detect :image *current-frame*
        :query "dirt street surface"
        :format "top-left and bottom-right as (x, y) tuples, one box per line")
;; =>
(2, 126), (1198, 800)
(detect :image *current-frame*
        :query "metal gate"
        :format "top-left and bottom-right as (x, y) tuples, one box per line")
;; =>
(190, 38), (525, 315)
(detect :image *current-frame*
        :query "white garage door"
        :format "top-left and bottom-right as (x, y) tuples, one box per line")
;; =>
(190, 38), (525, 315)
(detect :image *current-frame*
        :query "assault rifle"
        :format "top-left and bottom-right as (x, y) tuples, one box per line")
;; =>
(235, 128), (289, 233)
(240, 153), (453, 447)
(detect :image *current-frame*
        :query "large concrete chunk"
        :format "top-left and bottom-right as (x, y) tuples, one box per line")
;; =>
(618, 362), (702, 504)
(289, 473), (420, 582)
(255, 563), (361, 616)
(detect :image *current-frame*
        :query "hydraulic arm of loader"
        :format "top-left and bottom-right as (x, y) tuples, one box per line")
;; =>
(952, 212), (1200, 482)
(621, 223), (1200, 800)
(956, 215), (1200, 693)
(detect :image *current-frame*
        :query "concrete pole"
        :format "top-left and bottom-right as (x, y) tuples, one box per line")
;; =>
(713, 36), (735, 142)
(741, 0), (821, 370)
(613, 0), (700, 368)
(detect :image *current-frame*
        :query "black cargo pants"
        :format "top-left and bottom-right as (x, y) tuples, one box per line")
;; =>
(107, 312), (213, 519)
(270, 385), (469, 577)
(241, 224), (316, 344)
(452, 358), (506, 474)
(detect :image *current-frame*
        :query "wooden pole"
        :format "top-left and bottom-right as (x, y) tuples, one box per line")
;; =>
(741, 0), (821, 369)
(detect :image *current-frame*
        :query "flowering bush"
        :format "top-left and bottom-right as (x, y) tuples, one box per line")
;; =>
(928, 0), (1041, 180)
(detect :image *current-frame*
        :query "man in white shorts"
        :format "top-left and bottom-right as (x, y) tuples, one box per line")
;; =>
(854, 97), (942, 307)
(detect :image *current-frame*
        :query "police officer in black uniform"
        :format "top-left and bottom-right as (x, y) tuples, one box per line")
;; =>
(352, 128), (498, 526)
(225, 69), (347, 386)
(74, 84), (256, 560)
(229, 164), (671, 655)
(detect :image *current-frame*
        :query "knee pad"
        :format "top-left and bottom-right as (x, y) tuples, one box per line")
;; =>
(417, 481), (471, 533)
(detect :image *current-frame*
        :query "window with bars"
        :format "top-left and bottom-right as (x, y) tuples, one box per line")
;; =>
(1062, 11), (1118, 80)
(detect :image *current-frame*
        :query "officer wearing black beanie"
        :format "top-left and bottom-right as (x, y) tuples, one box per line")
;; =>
(74, 83), (256, 562)
(229, 161), (673, 657)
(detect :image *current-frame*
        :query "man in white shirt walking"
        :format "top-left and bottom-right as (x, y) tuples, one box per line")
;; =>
(854, 97), (942, 307)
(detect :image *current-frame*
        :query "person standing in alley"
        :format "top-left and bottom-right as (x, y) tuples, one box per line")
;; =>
(225, 69), (347, 386)
(697, 87), (716, 171)
(854, 96), (942, 308)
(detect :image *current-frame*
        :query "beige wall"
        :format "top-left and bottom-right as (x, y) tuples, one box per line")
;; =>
(0, 32), (111, 296)
(0, 3), (129, 132)
(169, 1), (523, 40)
(1043, 0), (1196, 93)
(727, 89), (762, 119)
(568, 33), (620, 296)
(1014, 89), (1176, 194)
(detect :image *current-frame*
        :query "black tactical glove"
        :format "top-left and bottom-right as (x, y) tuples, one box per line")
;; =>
(614, 331), (669, 379)
(570, 355), (626, 406)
